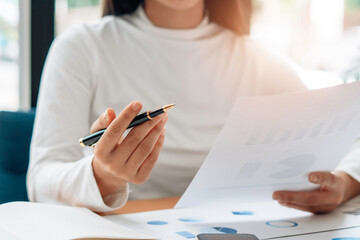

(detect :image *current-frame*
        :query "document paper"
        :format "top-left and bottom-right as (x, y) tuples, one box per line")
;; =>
(176, 82), (360, 208)
(0, 202), (156, 240)
(106, 196), (360, 240)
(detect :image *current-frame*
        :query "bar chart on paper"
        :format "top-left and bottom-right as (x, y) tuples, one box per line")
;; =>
(176, 82), (360, 208)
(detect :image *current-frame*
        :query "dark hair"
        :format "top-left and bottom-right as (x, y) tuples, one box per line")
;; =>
(102, 0), (252, 35)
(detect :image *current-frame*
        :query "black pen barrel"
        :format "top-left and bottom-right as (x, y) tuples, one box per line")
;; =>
(81, 129), (106, 147)
(80, 108), (166, 147)
(149, 108), (165, 118)
(128, 112), (148, 128)
(128, 108), (164, 128)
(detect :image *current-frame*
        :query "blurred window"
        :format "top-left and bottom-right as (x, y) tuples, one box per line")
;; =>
(0, 0), (19, 110)
(252, 0), (360, 89)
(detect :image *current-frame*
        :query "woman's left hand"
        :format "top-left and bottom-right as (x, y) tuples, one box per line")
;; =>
(273, 171), (360, 214)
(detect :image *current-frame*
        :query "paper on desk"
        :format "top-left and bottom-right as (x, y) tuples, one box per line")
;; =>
(0, 202), (156, 240)
(105, 196), (360, 240)
(266, 226), (360, 240)
(176, 82), (360, 208)
(0, 226), (21, 240)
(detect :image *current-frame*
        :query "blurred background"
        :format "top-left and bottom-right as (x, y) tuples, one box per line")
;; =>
(0, 0), (359, 111)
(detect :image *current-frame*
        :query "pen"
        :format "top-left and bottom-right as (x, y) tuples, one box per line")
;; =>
(79, 103), (175, 147)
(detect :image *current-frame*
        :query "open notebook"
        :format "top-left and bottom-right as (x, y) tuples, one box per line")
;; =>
(0, 202), (156, 240)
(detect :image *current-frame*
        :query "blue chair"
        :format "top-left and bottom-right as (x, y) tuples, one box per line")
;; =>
(0, 110), (35, 203)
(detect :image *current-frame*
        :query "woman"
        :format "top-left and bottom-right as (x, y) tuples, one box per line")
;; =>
(27, 0), (360, 213)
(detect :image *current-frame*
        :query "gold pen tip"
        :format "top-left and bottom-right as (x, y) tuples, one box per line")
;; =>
(163, 103), (175, 113)
(79, 138), (86, 147)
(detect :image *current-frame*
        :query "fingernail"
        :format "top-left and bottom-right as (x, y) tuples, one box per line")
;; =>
(310, 175), (318, 183)
(161, 128), (166, 136)
(132, 101), (140, 111)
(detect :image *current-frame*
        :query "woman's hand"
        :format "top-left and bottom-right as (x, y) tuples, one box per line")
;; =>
(90, 101), (167, 198)
(273, 171), (360, 214)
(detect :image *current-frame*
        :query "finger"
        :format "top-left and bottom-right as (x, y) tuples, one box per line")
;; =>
(90, 108), (116, 134)
(116, 113), (167, 158)
(273, 190), (341, 207)
(279, 202), (337, 214)
(124, 115), (167, 171)
(96, 101), (142, 152)
(308, 171), (339, 189)
(134, 129), (166, 184)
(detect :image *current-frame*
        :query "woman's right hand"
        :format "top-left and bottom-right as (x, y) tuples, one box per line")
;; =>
(90, 101), (167, 198)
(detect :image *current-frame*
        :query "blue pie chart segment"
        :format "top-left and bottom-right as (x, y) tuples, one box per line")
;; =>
(178, 217), (204, 222)
(232, 211), (254, 215)
(200, 227), (238, 234)
(176, 231), (196, 239)
(147, 220), (168, 225)
(332, 238), (360, 240)
(266, 220), (298, 228)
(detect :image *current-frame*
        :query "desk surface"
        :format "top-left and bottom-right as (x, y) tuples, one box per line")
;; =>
(110, 196), (180, 215)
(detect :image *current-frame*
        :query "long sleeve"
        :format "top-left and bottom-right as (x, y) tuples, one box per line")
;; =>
(26, 26), (128, 212)
(337, 137), (360, 182)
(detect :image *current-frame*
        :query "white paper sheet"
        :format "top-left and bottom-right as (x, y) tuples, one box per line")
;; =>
(0, 227), (21, 240)
(105, 196), (360, 240)
(0, 202), (155, 240)
(176, 82), (360, 208)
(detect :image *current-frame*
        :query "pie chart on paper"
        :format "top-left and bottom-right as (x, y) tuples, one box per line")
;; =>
(200, 227), (238, 234)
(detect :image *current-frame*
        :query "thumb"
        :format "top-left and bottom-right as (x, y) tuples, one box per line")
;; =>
(90, 108), (116, 134)
(308, 171), (339, 189)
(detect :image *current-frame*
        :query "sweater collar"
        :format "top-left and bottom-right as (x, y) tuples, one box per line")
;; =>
(127, 5), (222, 41)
